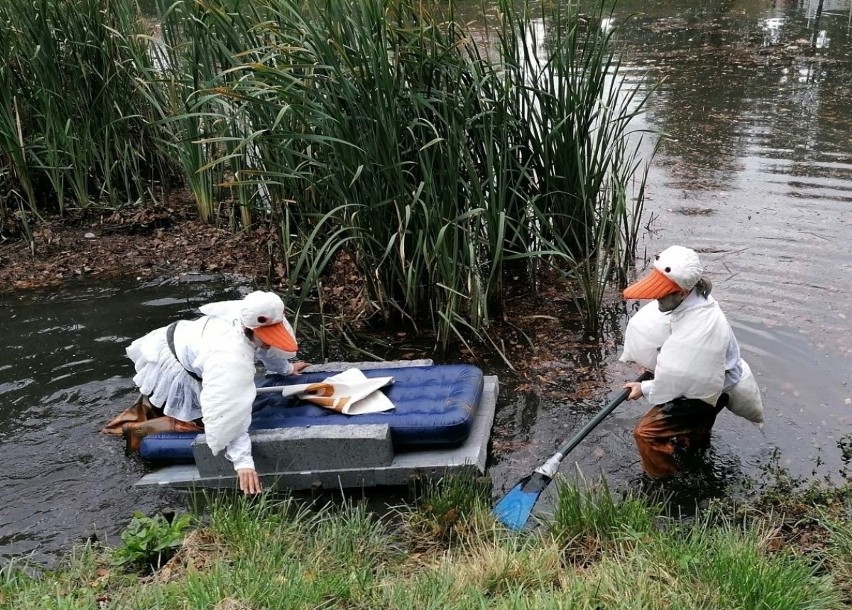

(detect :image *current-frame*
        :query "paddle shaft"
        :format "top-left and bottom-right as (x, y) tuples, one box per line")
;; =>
(533, 370), (653, 478)
(494, 371), (655, 529)
(256, 385), (291, 395)
(556, 370), (652, 457)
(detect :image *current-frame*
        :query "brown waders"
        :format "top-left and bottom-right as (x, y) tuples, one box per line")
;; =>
(101, 394), (203, 454)
(633, 395), (728, 479)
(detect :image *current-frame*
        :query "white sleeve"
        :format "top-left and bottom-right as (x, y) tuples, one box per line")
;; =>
(256, 346), (295, 375)
(225, 432), (255, 471)
(640, 379), (655, 401)
(195, 331), (257, 456)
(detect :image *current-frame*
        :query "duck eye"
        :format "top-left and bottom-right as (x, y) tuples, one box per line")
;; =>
(257, 316), (268, 324)
(665, 267), (671, 273)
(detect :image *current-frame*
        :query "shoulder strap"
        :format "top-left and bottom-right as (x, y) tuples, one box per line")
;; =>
(166, 321), (203, 382)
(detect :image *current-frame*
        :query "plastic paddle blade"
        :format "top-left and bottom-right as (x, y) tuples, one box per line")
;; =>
(492, 472), (553, 530)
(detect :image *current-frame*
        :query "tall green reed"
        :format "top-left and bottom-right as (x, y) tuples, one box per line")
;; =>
(158, 0), (652, 345)
(2, 0), (652, 344)
(491, 0), (653, 333)
(0, 0), (164, 228)
(133, 0), (326, 227)
(208, 0), (644, 345)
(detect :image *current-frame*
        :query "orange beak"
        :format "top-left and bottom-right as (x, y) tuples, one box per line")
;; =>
(253, 322), (298, 352)
(623, 268), (682, 300)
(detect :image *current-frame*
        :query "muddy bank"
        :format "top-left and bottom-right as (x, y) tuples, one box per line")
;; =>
(0, 197), (284, 292)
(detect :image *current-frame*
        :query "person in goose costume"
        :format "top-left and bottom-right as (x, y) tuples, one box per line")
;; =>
(619, 246), (761, 479)
(105, 291), (308, 494)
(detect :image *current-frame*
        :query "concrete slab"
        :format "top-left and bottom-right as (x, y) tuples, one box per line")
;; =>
(301, 359), (433, 373)
(193, 424), (395, 476)
(135, 369), (498, 491)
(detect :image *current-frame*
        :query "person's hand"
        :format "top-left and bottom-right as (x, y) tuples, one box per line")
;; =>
(291, 361), (311, 375)
(237, 468), (262, 495)
(623, 382), (643, 401)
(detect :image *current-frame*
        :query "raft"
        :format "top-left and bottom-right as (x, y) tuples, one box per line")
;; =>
(134, 360), (498, 491)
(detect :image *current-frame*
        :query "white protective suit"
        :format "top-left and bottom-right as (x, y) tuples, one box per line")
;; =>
(126, 304), (295, 472)
(620, 291), (742, 407)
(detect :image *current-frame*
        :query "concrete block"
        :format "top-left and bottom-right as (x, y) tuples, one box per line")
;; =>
(192, 424), (394, 477)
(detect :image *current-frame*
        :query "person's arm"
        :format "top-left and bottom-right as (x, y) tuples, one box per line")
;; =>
(225, 432), (261, 495)
(196, 332), (259, 493)
(256, 346), (295, 375)
(256, 346), (311, 376)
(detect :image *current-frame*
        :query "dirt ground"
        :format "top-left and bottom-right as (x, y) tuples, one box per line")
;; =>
(0, 197), (285, 291)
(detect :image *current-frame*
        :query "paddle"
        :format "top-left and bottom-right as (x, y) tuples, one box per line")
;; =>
(493, 370), (653, 530)
(256, 385), (293, 395)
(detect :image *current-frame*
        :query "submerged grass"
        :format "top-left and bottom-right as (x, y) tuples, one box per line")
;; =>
(2, 475), (850, 609)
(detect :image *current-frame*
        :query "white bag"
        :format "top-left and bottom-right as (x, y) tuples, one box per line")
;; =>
(619, 301), (671, 371)
(280, 368), (395, 414)
(725, 359), (764, 424)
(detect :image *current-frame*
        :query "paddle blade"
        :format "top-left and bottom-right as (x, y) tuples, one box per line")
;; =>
(493, 472), (552, 530)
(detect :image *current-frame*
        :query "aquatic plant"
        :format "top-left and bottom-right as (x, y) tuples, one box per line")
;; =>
(2, 0), (653, 344)
(0, 0), (166, 224)
(147, 0), (652, 344)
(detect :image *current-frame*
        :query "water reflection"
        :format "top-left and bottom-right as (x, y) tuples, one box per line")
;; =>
(761, 17), (787, 45)
(801, 0), (852, 19)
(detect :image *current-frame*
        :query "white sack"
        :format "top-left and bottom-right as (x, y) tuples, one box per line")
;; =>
(619, 301), (671, 371)
(725, 359), (764, 423)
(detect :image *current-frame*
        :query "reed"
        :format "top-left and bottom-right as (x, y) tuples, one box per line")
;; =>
(0, 0), (164, 228)
(149, 0), (652, 344)
(3, 0), (652, 344)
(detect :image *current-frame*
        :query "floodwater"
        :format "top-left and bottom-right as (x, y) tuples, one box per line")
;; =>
(2, 0), (852, 564)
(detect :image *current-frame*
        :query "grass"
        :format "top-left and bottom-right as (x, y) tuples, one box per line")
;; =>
(2, 474), (851, 609)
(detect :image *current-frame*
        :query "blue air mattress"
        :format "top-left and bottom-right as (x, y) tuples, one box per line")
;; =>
(138, 364), (485, 464)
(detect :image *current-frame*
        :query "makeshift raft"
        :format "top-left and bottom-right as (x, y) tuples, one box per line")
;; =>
(135, 360), (498, 491)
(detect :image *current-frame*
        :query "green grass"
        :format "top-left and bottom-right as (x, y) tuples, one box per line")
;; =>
(2, 476), (850, 610)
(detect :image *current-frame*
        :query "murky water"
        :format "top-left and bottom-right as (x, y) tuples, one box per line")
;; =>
(0, 278), (250, 565)
(2, 0), (851, 564)
(490, 0), (852, 502)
